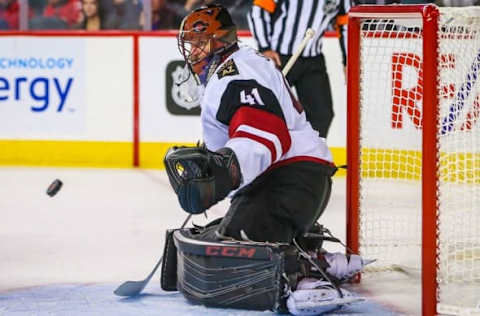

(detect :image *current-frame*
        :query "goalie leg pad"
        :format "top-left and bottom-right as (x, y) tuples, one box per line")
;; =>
(172, 227), (300, 313)
(161, 218), (225, 291)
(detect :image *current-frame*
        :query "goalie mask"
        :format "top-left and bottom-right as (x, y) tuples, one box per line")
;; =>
(177, 4), (238, 86)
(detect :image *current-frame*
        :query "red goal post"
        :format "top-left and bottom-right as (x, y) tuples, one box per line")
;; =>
(347, 4), (480, 316)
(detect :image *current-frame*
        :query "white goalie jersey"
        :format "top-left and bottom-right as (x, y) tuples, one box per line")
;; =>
(200, 46), (333, 189)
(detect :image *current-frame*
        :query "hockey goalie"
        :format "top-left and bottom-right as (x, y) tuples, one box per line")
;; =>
(162, 4), (369, 315)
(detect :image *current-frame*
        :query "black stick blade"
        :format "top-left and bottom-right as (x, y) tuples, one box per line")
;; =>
(114, 256), (163, 297)
(114, 215), (191, 297)
(114, 280), (147, 297)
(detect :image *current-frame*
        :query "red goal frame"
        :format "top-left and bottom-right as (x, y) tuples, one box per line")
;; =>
(346, 4), (440, 316)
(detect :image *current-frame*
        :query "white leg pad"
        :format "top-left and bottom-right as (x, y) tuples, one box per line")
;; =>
(286, 279), (365, 316)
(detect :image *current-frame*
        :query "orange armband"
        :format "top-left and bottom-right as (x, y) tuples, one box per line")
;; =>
(253, 0), (276, 13)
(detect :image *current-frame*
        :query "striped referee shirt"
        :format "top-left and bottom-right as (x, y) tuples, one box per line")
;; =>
(247, 0), (351, 64)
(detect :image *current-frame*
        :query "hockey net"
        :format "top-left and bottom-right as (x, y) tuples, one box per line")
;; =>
(347, 5), (480, 315)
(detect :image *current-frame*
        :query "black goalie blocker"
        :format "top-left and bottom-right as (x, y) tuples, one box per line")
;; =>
(164, 144), (242, 214)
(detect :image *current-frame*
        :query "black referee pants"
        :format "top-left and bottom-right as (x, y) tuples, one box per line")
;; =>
(280, 53), (334, 138)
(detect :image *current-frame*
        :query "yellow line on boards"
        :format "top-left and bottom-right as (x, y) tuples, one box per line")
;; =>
(0, 140), (133, 168)
(0, 140), (348, 178)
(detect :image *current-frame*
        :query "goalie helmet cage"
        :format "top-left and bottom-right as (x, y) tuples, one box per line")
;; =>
(347, 4), (480, 316)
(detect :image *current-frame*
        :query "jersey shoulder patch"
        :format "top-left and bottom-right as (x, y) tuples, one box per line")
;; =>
(217, 59), (239, 79)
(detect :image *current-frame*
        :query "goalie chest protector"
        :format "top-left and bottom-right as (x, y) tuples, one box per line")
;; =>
(164, 228), (297, 313)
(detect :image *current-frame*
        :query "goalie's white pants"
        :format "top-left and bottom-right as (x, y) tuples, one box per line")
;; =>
(286, 278), (365, 316)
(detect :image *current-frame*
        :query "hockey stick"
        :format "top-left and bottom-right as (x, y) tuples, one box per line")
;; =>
(113, 214), (192, 297)
(282, 28), (316, 76)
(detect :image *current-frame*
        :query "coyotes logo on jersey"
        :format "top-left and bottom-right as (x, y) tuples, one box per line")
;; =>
(217, 59), (239, 79)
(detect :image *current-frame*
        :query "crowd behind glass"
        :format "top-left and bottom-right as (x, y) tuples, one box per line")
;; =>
(0, 0), (477, 31)
(0, 0), (250, 30)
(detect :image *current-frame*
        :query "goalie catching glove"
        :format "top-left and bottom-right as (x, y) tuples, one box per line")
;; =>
(164, 144), (242, 214)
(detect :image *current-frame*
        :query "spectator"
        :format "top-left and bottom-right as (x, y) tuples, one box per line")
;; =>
(43, 0), (81, 28)
(0, 0), (19, 29)
(29, 0), (46, 15)
(139, 0), (182, 30)
(156, 0), (213, 22)
(75, 0), (107, 29)
(248, 0), (351, 139)
(0, 18), (8, 28)
(400, 0), (434, 3)
(439, 0), (479, 5)
(102, 0), (141, 29)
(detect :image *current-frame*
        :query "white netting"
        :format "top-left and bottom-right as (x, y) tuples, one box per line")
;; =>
(358, 17), (423, 271)
(356, 6), (480, 314)
(437, 7), (480, 313)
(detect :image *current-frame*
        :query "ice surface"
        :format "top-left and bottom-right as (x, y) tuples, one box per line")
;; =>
(0, 167), (405, 315)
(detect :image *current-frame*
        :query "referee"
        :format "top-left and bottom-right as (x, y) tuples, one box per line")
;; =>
(247, 0), (351, 138)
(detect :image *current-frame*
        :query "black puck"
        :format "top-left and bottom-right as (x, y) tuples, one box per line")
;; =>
(47, 179), (63, 197)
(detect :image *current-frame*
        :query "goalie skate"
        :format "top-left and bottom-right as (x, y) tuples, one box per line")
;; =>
(323, 252), (376, 282)
(286, 279), (365, 316)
